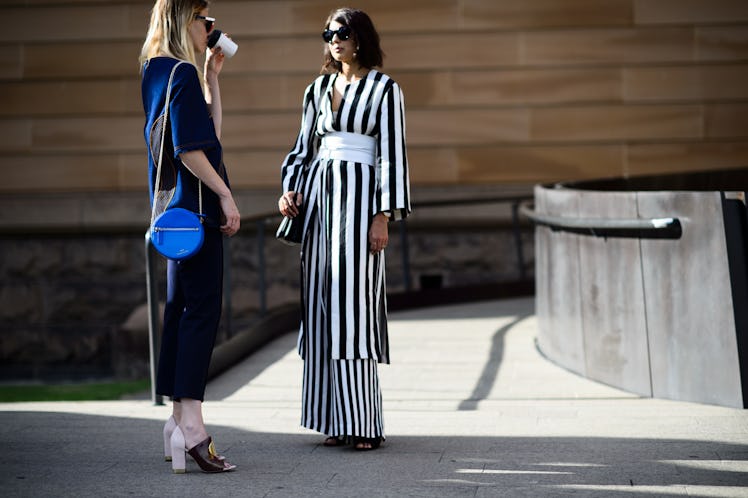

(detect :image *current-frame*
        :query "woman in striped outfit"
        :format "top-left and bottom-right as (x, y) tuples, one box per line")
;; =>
(278, 7), (411, 451)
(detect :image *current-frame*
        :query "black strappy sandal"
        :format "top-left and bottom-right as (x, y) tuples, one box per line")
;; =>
(323, 436), (350, 447)
(353, 437), (382, 451)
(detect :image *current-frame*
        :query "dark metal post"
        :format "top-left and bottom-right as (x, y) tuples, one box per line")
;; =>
(257, 219), (267, 315)
(222, 236), (232, 338)
(399, 220), (412, 291)
(145, 232), (163, 406)
(511, 201), (527, 280)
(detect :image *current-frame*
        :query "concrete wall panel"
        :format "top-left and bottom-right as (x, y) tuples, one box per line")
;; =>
(638, 192), (743, 407)
(535, 186), (586, 374)
(577, 192), (651, 396)
(535, 183), (745, 408)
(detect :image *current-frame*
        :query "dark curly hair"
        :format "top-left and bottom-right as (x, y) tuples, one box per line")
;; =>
(321, 8), (384, 74)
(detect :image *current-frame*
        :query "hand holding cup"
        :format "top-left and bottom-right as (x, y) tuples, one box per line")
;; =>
(208, 30), (238, 58)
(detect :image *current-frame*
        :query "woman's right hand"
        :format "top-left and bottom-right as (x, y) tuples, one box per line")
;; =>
(279, 191), (302, 217)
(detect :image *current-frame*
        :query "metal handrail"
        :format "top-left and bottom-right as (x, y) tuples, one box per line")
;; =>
(145, 194), (533, 404)
(520, 202), (682, 238)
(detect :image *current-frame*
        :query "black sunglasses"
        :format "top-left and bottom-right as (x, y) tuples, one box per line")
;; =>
(322, 25), (351, 43)
(195, 15), (215, 33)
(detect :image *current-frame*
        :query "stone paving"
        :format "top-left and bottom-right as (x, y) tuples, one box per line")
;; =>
(2, 297), (747, 497)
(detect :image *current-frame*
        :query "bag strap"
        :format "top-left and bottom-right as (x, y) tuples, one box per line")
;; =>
(150, 60), (203, 226)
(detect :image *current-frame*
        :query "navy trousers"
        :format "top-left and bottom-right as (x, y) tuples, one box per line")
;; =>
(156, 228), (223, 401)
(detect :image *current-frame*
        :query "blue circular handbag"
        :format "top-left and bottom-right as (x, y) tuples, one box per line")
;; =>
(151, 208), (205, 261)
(148, 61), (206, 262)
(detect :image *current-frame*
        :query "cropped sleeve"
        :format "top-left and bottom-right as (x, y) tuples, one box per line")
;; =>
(169, 64), (219, 157)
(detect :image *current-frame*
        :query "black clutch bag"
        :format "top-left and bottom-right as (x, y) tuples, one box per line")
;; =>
(276, 77), (330, 247)
(275, 205), (304, 245)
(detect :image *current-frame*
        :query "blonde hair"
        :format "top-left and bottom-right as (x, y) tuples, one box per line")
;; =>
(139, 0), (209, 68)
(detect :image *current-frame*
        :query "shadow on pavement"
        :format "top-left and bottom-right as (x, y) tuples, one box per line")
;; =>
(2, 410), (747, 497)
(458, 313), (531, 411)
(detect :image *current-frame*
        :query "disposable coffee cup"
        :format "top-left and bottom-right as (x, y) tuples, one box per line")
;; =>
(208, 30), (238, 58)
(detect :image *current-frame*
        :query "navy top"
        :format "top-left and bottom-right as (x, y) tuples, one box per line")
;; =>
(142, 57), (229, 228)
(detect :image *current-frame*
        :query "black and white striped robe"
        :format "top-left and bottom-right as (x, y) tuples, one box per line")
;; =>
(281, 70), (411, 438)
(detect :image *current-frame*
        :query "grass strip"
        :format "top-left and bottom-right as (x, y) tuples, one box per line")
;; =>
(0, 379), (150, 402)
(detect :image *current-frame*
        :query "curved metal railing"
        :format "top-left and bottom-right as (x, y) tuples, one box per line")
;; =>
(519, 202), (682, 239)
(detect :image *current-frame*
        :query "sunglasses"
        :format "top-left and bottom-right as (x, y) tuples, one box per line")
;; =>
(322, 25), (351, 43)
(195, 15), (215, 33)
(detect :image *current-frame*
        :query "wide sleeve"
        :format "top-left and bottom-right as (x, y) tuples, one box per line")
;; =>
(169, 63), (219, 158)
(280, 80), (320, 193)
(376, 81), (411, 221)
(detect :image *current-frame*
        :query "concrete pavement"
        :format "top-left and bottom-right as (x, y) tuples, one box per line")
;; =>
(2, 297), (747, 497)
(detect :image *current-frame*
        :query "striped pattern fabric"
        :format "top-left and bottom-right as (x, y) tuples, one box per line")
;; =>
(282, 70), (411, 223)
(281, 69), (411, 438)
(301, 307), (385, 438)
(282, 69), (411, 364)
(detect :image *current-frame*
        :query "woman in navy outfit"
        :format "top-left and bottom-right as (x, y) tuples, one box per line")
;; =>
(140, 0), (239, 473)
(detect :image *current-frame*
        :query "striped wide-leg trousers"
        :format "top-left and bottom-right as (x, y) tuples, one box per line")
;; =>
(301, 347), (385, 439)
(299, 195), (385, 439)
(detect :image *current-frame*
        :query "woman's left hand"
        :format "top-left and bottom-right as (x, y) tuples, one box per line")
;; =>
(205, 45), (225, 77)
(369, 213), (389, 254)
